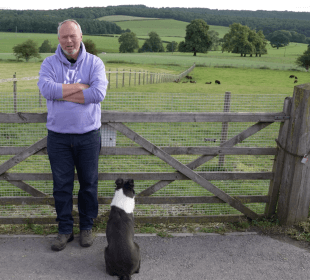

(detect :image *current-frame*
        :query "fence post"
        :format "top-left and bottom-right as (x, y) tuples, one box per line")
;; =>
(116, 69), (118, 89)
(13, 73), (17, 113)
(129, 69), (131, 87)
(276, 84), (310, 226)
(122, 69), (125, 87)
(265, 97), (292, 218)
(218, 92), (231, 167)
(108, 69), (111, 90)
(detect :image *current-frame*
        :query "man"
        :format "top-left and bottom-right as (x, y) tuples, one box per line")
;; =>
(38, 19), (108, 251)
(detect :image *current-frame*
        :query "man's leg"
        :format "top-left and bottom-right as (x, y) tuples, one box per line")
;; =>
(47, 130), (75, 235)
(73, 129), (101, 246)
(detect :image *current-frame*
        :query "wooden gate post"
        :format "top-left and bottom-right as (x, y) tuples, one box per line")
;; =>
(13, 73), (17, 113)
(277, 84), (310, 226)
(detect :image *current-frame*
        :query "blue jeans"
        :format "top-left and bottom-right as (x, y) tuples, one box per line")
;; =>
(47, 129), (101, 234)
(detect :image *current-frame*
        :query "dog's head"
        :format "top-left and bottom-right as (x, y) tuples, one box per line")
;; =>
(111, 178), (135, 214)
(115, 178), (135, 198)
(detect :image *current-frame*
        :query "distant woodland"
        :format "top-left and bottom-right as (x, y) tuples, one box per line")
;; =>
(1, 5), (310, 37)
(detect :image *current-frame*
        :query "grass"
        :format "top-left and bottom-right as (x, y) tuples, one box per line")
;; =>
(2, 217), (310, 247)
(98, 15), (161, 22)
(0, 32), (309, 238)
(99, 16), (230, 38)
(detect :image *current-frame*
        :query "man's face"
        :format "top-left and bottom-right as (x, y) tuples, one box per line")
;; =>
(58, 21), (82, 59)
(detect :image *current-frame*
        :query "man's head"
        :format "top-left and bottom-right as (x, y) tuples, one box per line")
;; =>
(58, 19), (83, 59)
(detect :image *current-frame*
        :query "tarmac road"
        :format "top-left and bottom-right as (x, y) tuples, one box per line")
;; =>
(1, 232), (310, 280)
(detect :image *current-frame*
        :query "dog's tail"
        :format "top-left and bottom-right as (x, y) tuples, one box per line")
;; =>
(119, 275), (131, 280)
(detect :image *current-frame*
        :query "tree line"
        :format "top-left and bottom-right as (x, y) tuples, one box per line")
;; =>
(0, 14), (125, 34)
(13, 19), (310, 71)
(1, 5), (310, 38)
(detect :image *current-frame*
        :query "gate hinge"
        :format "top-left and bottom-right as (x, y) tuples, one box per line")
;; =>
(275, 115), (290, 121)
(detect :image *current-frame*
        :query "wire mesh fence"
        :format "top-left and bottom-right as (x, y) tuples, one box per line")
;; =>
(0, 91), (289, 219)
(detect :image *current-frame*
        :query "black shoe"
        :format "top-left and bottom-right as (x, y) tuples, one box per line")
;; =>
(51, 233), (74, 251)
(80, 229), (94, 247)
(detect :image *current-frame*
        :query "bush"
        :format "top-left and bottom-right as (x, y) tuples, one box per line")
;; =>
(84, 39), (98, 56)
(39, 40), (52, 53)
(13, 39), (41, 62)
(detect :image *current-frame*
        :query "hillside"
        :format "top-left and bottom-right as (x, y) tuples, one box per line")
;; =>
(1, 6), (310, 37)
(100, 16), (229, 38)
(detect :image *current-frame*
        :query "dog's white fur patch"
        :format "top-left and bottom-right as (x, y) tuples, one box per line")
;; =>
(111, 188), (135, 214)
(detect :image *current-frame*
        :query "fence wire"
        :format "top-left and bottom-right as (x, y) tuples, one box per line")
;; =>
(0, 91), (290, 218)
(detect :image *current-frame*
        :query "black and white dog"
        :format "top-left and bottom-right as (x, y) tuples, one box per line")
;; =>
(105, 178), (141, 280)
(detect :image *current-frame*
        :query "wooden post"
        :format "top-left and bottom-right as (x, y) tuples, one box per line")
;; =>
(13, 73), (17, 113)
(122, 69), (125, 87)
(129, 69), (131, 86)
(277, 84), (310, 225)
(116, 69), (118, 89)
(265, 97), (292, 218)
(218, 92), (231, 167)
(139, 72), (141, 85)
(39, 91), (42, 107)
(108, 69), (111, 90)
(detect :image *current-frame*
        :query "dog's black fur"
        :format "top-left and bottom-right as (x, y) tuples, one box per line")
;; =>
(104, 179), (141, 280)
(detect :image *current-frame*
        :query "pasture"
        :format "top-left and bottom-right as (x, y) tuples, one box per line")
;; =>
(100, 16), (230, 38)
(0, 16), (309, 219)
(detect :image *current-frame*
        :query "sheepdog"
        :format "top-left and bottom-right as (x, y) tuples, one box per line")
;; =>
(104, 178), (141, 280)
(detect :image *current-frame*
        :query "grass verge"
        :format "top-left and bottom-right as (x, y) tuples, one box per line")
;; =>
(1, 216), (310, 246)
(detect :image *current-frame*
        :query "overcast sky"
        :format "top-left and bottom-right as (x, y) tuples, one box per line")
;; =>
(2, 0), (310, 12)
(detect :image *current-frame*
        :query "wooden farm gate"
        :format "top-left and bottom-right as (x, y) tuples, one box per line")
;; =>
(1, 85), (310, 226)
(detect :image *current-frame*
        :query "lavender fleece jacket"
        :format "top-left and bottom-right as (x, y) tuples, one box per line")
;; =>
(37, 42), (108, 134)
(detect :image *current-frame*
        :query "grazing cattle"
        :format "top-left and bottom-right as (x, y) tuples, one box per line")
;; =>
(205, 82), (212, 84)
(185, 75), (193, 79)
(294, 80), (298, 83)
(190, 80), (196, 83)
(215, 80), (221, 84)
(295, 76), (298, 79)
(289, 75), (295, 78)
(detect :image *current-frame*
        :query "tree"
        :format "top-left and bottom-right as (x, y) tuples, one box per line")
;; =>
(208, 30), (220, 51)
(39, 40), (52, 53)
(118, 32), (139, 53)
(166, 41), (178, 52)
(139, 32), (164, 53)
(184, 19), (212, 56)
(83, 39), (98, 56)
(268, 31), (290, 49)
(178, 41), (187, 52)
(222, 23), (267, 57)
(254, 30), (268, 57)
(296, 46), (310, 71)
(13, 39), (40, 62)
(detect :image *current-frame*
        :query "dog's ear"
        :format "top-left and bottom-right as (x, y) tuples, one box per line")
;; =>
(126, 179), (134, 189)
(115, 178), (124, 188)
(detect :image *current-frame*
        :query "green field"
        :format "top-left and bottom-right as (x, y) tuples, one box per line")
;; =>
(100, 15), (230, 38)
(98, 15), (161, 21)
(0, 16), (309, 218)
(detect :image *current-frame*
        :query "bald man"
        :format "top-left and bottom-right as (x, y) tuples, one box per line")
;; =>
(38, 19), (108, 251)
